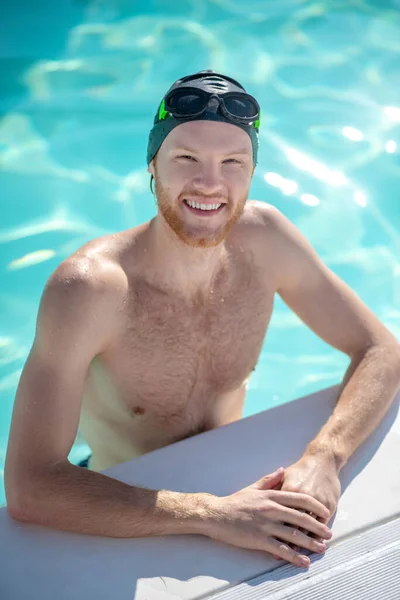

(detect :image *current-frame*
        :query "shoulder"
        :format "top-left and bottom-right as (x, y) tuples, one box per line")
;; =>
(245, 200), (291, 231)
(240, 201), (318, 289)
(239, 200), (296, 253)
(34, 251), (128, 356)
(244, 200), (310, 250)
(47, 253), (126, 300)
(41, 245), (128, 331)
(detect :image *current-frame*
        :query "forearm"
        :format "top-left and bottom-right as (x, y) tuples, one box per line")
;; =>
(306, 343), (400, 471)
(9, 462), (216, 538)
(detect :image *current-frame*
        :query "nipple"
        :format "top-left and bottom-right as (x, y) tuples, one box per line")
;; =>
(133, 406), (145, 416)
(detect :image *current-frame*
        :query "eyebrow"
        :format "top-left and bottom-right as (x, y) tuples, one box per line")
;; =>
(172, 146), (250, 156)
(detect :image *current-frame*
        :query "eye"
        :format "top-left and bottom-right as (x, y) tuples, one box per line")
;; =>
(177, 155), (196, 161)
(224, 158), (241, 164)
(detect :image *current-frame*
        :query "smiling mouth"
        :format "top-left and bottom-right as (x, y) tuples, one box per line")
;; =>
(183, 199), (226, 215)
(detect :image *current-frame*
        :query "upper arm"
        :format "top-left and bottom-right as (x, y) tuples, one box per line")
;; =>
(257, 203), (397, 358)
(5, 258), (122, 504)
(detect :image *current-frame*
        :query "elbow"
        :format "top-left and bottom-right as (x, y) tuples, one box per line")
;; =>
(5, 460), (71, 526)
(5, 481), (35, 523)
(6, 500), (32, 524)
(5, 479), (41, 524)
(5, 469), (50, 525)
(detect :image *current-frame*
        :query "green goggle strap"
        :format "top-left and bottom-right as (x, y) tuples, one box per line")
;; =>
(158, 99), (169, 121)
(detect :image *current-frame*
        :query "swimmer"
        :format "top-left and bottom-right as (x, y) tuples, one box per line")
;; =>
(5, 70), (400, 569)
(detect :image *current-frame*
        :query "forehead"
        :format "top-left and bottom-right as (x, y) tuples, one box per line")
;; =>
(164, 120), (252, 154)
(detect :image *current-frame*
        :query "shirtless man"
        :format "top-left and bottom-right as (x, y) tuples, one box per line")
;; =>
(5, 70), (400, 569)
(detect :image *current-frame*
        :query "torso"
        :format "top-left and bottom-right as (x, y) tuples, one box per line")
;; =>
(77, 202), (277, 471)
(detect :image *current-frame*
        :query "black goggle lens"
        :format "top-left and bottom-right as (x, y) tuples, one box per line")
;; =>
(224, 95), (258, 119)
(167, 90), (207, 115)
(166, 89), (258, 120)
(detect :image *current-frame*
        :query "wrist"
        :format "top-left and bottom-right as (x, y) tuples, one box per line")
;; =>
(189, 493), (226, 538)
(305, 439), (346, 473)
(157, 491), (222, 537)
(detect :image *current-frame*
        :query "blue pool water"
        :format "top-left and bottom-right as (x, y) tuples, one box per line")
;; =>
(0, 0), (399, 507)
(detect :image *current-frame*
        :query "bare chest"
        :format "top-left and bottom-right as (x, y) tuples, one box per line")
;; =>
(109, 264), (272, 408)
(82, 257), (274, 458)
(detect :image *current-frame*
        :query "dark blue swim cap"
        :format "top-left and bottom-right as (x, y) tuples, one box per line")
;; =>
(147, 70), (260, 167)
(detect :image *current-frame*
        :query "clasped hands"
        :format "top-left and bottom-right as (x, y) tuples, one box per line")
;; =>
(270, 452), (341, 559)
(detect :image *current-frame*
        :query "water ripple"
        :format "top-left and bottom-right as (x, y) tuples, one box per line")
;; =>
(1, 0), (400, 505)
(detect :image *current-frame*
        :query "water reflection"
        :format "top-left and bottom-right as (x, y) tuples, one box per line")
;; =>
(1, 0), (400, 507)
(353, 191), (367, 207)
(384, 106), (400, 122)
(385, 140), (397, 153)
(285, 147), (348, 186)
(342, 126), (364, 141)
(300, 193), (320, 207)
(0, 113), (88, 181)
(7, 250), (56, 271)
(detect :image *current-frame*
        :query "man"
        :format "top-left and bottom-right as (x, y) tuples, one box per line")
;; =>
(5, 70), (400, 570)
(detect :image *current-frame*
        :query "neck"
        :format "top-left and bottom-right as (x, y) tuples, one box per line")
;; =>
(144, 214), (228, 299)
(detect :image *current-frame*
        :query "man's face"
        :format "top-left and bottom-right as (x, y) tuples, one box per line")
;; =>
(148, 120), (255, 248)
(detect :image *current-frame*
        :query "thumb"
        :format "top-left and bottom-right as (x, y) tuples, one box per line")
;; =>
(253, 467), (285, 490)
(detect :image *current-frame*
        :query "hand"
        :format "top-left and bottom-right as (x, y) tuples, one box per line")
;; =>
(277, 452), (341, 552)
(206, 467), (332, 568)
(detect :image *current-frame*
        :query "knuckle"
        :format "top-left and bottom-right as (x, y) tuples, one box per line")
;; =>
(262, 504), (273, 518)
(290, 548), (301, 563)
(301, 514), (311, 528)
(303, 489), (316, 510)
(265, 505), (277, 519)
(278, 542), (291, 556)
(291, 528), (300, 540)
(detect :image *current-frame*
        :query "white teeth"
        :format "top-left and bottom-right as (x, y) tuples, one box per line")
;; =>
(186, 200), (222, 211)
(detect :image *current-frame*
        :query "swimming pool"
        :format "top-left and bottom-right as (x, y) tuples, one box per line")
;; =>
(0, 0), (399, 507)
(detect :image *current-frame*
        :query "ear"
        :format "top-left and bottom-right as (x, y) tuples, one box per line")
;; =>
(147, 160), (155, 176)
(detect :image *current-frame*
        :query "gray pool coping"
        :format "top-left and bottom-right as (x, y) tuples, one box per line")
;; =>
(0, 384), (399, 599)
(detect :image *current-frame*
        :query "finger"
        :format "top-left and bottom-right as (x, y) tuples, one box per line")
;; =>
(271, 506), (332, 540)
(290, 512), (324, 547)
(283, 521), (301, 553)
(284, 520), (318, 553)
(290, 539), (301, 553)
(298, 512), (324, 542)
(270, 523), (327, 555)
(255, 468), (285, 490)
(266, 537), (311, 569)
(296, 510), (316, 541)
(270, 491), (330, 521)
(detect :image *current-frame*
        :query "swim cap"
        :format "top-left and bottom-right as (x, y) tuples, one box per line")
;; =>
(147, 70), (260, 167)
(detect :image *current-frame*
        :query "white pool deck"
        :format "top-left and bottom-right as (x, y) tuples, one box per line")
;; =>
(0, 384), (399, 599)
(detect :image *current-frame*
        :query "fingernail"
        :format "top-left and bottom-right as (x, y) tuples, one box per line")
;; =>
(300, 557), (310, 567)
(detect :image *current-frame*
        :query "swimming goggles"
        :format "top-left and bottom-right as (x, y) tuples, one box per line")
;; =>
(158, 87), (261, 130)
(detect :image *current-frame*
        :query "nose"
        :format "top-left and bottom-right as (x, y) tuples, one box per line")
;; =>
(191, 163), (224, 195)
